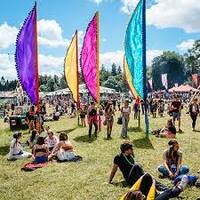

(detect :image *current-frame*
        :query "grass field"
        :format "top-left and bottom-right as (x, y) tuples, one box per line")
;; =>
(0, 111), (200, 200)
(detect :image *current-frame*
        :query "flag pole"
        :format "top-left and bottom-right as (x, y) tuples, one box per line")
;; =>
(142, 0), (149, 137)
(96, 11), (101, 132)
(34, 1), (40, 132)
(76, 30), (80, 126)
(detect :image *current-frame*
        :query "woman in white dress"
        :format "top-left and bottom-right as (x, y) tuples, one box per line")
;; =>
(7, 132), (32, 160)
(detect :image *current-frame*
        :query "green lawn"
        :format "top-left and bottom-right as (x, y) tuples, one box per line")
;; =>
(0, 111), (199, 200)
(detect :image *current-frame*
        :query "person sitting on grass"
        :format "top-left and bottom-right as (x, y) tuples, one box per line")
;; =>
(158, 140), (189, 180)
(7, 132), (32, 160)
(48, 133), (76, 161)
(45, 129), (58, 152)
(27, 129), (39, 148)
(155, 119), (176, 138)
(109, 142), (169, 192)
(33, 137), (49, 164)
(121, 173), (189, 200)
(109, 142), (144, 186)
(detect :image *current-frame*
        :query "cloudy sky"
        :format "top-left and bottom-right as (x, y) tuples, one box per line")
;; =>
(0, 0), (200, 79)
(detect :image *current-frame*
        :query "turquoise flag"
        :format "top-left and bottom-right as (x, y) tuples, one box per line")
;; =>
(125, 0), (149, 135)
(125, 0), (146, 100)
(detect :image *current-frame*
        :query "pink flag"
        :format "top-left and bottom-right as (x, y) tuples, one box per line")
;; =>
(80, 12), (100, 103)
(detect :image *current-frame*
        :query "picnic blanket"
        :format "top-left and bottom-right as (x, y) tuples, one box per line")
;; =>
(21, 162), (48, 171)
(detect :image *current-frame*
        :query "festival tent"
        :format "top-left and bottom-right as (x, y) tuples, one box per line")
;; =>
(45, 85), (116, 97)
(168, 84), (198, 93)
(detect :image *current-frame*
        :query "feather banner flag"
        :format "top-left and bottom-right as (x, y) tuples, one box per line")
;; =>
(192, 74), (199, 88)
(15, 3), (39, 106)
(161, 73), (168, 89)
(125, 0), (147, 101)
(64, 31), (79, 103)
(125, 0), (149, 135)
(80, 12), (100, 103)
(123, 55), (139, 97)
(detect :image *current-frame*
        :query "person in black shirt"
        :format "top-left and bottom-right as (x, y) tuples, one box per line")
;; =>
(109, 142), (144, 185)
(109, 142), (168, 192)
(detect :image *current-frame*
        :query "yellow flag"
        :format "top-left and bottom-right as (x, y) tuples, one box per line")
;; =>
(123, 55), (139, 98)
(64, 31), (79, 102)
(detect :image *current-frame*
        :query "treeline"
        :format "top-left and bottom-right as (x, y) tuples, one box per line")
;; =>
(151, 40), (200, 90)
(0, 64), (129, 93)
(1, 40), (200, 92)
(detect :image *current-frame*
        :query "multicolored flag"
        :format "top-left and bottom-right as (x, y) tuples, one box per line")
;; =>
(64, 31), (79, 103)
(15, 3), (39, 106)
(125, 0), (149, 135)
(80, 12), (100, 103)
(161, 73), (168, 89)
(192, 74), (199, 88)
(125, 0), (147, 100)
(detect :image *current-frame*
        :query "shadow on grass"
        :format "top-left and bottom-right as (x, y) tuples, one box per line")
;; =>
(56, 128), (77, 134)
(133, 136), (154, 149)
(0, 145), (9, 156)
(128, 126), (143, 132)
(73, 134), (97, 143)
(112, 180), (128, 188)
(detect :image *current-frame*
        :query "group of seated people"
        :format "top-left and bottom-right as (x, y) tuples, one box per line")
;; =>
(7, 128), (80, 163)
(109, 141), (198, 200)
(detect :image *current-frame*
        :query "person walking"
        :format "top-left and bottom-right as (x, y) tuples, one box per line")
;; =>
(121, 100), (131, 138)
(189, 98), (199, 131)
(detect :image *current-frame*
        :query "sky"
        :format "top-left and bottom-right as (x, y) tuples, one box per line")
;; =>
(0, 0), (200, 80)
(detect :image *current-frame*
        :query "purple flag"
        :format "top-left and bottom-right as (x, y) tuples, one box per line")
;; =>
(80, 13), (100, 103)
(15, 4), (39, 105)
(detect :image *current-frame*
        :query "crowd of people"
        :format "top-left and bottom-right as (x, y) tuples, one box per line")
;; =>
(2, 90), (200, 199)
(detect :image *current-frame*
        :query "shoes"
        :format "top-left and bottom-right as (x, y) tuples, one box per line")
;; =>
(177, 175), (188, 191)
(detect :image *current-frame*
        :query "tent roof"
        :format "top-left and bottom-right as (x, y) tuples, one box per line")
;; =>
(169, 84), (198, 93)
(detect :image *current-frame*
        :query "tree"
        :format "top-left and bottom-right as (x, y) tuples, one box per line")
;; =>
(117, 65), (122, 75)
(152, 51), (186, 90)
(184, 40), (200, 76)
(111, 63), (117, 76)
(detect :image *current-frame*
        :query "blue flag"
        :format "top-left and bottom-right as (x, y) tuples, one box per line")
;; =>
(125, 0), (147, 100)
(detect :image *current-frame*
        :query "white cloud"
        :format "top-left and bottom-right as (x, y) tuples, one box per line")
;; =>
(0, 54), (17, 79)
(38, 19), (69, 47)
(100, 50), (124, 67)
(146, 49), (163, 66)
(147, 0), (200, 33)
(0, 53), (64, 80)
(176, 39), (195, 51)
(120, 0), (139, 15)
(0, 23), (18, 49)
(90, 0), (103, 4)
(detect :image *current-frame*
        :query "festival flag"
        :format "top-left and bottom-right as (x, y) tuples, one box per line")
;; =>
(161, 73), (168, 89)
(123, 56), (139, 97)
(192, 74), (199, 88)
(125, 0), (147, 100)
(15, 3), (39, 106)
(125, 0), (149, 135)
(80, 12), (100, 103)
(148, 79), (153, 92)
(64, 31), (79, 103)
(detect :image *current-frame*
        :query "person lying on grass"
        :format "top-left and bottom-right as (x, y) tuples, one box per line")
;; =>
(121, 173), (189, 200)
(7, 132), (32, 161)
(158, 140), (189, 180)
(32, 136), (49, 164)
(109, 142), (167, 192)
(45, 129), (58, 152)
(155, 119), (176, 138)
(48, 133), (76, 161)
